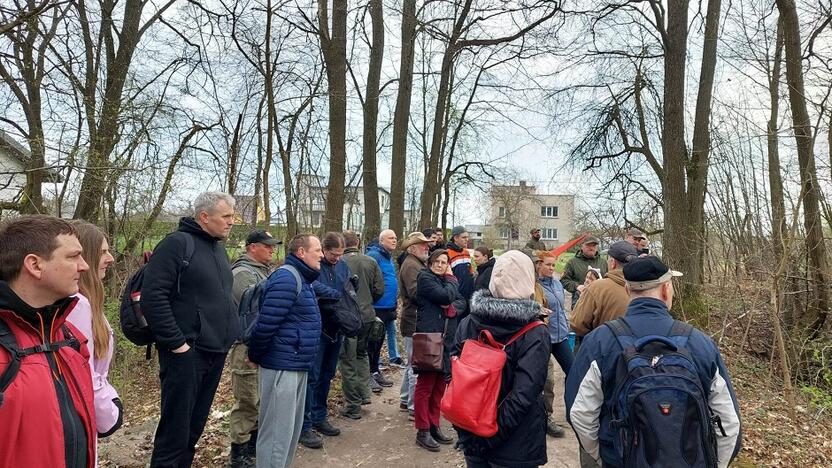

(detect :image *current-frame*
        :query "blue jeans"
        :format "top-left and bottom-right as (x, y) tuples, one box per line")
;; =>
(384, 319), (400, 361)
(303, 334), (344, 430)
(551, 340), (574, 375)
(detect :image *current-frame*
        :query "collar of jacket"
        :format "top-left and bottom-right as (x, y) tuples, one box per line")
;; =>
(477, 258), (495, 273)
(178, 216), (223, 242)
(604, 268), (626, 286)
(367, 243), (391, 259)
(626, 296), (671, 318)
(405, 253), (426, 266)
(0, 281), (77, 332)
(285, 254), (321, 282)
(469, 289), (543, 324)
(575, 250), (599, 260)
(232, 253), (272, 274)
(344, 247), (360, 255)
(446, 242), (464, 252)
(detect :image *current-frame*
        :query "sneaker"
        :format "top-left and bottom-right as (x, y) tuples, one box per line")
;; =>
(546, 418), (566, 438)
(298, 430), (323, 449)
(313, 419), (341, 436)
(399, 402), (408, 411)
(373, 372), (393, 387)
(408, 409), (415, 421)
(390, 357), (406, 369)
(339, 407), (362, 420)
(369, 376), (383, 393)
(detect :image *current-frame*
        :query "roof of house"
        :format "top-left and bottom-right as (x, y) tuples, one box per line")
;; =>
(0, 129), (62, 182)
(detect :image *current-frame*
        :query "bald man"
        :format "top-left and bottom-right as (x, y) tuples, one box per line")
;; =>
(366, 230), (402, 385)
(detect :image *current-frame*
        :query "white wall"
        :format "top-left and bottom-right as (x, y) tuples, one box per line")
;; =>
(0, 149), (25, 204)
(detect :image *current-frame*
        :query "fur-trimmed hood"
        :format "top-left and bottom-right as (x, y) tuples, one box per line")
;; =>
(469, 289), (543, 324)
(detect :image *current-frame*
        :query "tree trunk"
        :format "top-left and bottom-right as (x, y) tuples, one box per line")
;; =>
(768, 18), (787, 264)
(361, 0), (384, 239)
(228, 113), (244, 195)
(389, 0), (417, 237)
(319, 0), (348, 232)
(252, 97), (265, 228)
(263, 0), (276, 231)
(776, 0), (832, 336)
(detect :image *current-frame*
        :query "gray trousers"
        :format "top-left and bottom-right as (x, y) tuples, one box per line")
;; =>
(399, 336), (417, 410)
(257, 368), (307, 468)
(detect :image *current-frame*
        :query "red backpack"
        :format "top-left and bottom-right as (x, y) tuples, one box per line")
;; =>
(441, 320), (545, 437)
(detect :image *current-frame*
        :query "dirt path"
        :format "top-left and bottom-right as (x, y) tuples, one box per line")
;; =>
(294, 364), (579, 468)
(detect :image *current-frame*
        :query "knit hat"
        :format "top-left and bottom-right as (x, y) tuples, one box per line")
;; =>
(489, 250), (536, 300)
(451, 226), (468, 238)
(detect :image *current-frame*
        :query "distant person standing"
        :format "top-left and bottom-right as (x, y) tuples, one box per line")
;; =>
(248, 234), (324, 468)
(142, 192), (240, 468)
(560, 235), (608, 308)
(525, 228), (547, 251)
(625, 227), (647, 250)
(367, 230), (402, 368)
(472, 246), (495, 292)
(227, 230), (280, 467)
(446, 226), (474, 304)
(431, 228), (446, 251)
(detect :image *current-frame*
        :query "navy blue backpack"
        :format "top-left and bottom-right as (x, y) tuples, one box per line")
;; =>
(605, 318), (722, 468)
(237, 264), (301, 344)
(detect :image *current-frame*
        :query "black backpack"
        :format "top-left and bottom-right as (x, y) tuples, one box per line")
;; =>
(119, 232), (194, 357)
(0, 318), (80, 407)
(605, 318), (721, 468)
(238, 264), (301, 345)
(336, 275), (363, 338)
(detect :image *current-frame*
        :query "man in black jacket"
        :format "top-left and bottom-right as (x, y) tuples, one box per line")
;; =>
(142, 192), (240, 468)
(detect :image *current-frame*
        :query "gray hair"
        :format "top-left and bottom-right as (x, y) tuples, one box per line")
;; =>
(193, 191), (236, 217)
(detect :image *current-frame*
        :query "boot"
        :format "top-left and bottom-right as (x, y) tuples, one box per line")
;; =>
(368, 376), (383, 393)
(313, 419), (341, 436)
(298, 430), (323, 449)
(430, 425), (454, 445)
(416, 429), (440, 452)
(546, 417), (566, 438)
(228, 443), (255, 468)
(373, 372), (393, 387)
(246, 429), (257, 457)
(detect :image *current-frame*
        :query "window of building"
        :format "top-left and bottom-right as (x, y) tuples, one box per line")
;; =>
(541, 228), (558, 240)
(540, 206), (559, 218)
(498, 206), (505, 217)
(500, 227), (519, 240)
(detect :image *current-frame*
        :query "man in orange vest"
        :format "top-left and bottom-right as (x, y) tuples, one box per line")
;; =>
(446, 226), (474, 304)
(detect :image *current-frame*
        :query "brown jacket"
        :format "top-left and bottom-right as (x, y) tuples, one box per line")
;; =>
(570, 268), (630, 336)
(398, 253), (425, 337)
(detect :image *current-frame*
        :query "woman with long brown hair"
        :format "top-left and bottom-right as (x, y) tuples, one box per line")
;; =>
(66, 221), (123, 444)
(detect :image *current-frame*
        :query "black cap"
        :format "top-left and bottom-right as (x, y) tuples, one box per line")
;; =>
(246, 230), (282, 246)
(623, 257), (683, 290)
(607, 240), (638, 264)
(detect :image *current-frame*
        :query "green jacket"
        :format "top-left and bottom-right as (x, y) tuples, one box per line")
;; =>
(342, 247), (385, 322)
(230, 254), (273, 305)
(560, 251), (608, 294)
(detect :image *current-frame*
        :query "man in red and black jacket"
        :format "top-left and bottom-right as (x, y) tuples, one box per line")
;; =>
(0, 215), (96, 468)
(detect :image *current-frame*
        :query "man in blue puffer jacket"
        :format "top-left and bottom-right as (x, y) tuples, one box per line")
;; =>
(366, 230), (401, 375)
(248, 234), (323, 468)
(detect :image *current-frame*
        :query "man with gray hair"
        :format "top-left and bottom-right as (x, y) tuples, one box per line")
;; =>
(143, 191), (241, 467)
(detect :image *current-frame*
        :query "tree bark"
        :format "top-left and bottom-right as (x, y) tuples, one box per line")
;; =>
(776, 0), (832, 336)
(389, 0), (416, 237)
(319, 0), (348, 232)
(361, 0), (384, 239)
(768, 18), (787, 264)
(227, 113), (244, 195)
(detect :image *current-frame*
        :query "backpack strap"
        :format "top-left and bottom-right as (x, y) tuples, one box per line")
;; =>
(0, 319), (21, 408)
(279, 264), (303, 296)
(504, 320), (545, 348)
(604, 318), (637, 355)
(668, 319), (694, 347)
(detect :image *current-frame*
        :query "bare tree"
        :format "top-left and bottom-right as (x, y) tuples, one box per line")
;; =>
(361, 0), (384, 238)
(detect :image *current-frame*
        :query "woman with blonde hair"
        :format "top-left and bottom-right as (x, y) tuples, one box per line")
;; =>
(66, 221), (123, 444)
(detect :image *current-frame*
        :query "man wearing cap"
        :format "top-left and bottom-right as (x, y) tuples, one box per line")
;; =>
(561, 235), (608, 308)
(565, 257), (742, 468)
(446, 226), (475, 304)
(625, 227), (649, 255)
(525, 228), (547, 251)
(570, 240), (637, 338)
(397, 232), (432, 417)
(228, 230), (280, 467)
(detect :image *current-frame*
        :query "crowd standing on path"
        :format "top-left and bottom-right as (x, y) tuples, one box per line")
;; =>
(0, 198), (743, 468)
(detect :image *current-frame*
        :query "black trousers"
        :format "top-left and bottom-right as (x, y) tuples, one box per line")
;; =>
(150, 347), (227, 468)
(368, 334), (383, 374)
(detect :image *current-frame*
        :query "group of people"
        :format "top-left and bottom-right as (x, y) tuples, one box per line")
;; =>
(0, 191), (742, 468)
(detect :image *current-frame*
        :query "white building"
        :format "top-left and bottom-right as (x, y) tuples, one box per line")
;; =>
(297, 173), (391, 233)
(0, 130), (29, 207)
(485, 181), (574, 250)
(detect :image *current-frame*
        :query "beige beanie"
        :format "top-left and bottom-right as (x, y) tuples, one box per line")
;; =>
(489, 250), (536, 300)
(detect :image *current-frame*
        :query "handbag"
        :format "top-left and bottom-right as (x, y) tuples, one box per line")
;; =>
(411, 318), (449, 372)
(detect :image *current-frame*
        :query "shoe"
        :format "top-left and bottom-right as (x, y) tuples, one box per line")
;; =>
(430, 425), (454, 444)
(399, 402), (408, 411)
(390, 357), (406, 369)
(313, 419), (341, 436)
(339, 407), (362, 420)
(546, 418), (566, 438)
(299, 430), (323, 449)
(373, 372), (393, 387)
(369, 376), (383, 393)
(408, 409), (415, 421)
(362, 397), (372, 405)
(246, 429), (257, 457)
(416, 429), (440, 452)
(228, 443), (255, 468)
(378, 363), (390, 371)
